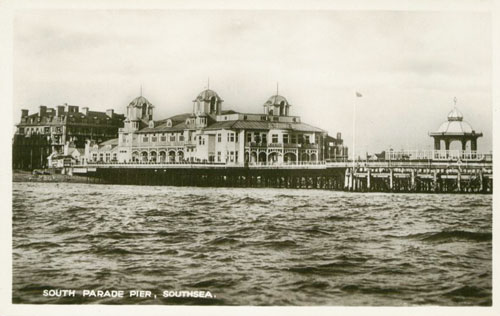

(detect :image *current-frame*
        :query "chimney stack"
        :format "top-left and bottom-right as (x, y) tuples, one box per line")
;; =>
(336, 132), (342, 140)
(21, 109), (29, 118)
(39, 105), (47, 117)
(106, 109), (114, 118)
(57, 105), (65, 117)
(82, 107), (89, 116)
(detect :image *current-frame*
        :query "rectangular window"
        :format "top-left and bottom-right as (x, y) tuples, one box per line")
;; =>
(230, 133), (235, 142)
(218, 133), (221, 142)
(246, 133), (252, 143)
(151, 137), (157, 142)
(161, 136), (167, 142)
(262, 134), (267, 144)
(230, 151), (234, 162)
(272, 134), (278, 143)
(291, 134), (297, 144)
(261, 116), (266, 121)
(143, 137), (148, 143)
(170, 135), (176, 141)
(179, 135), (184, 141)
(298, 134), (303, 144)
(202, 138), (205, 145)
(305, 135), (310, 144)
(105, 153), (110, 162)
(283, 134), (289, 144)
(217, 151), (221, 162)
(243, 115), (247, 120)
(235, 151), (239, 162)
(199, 136), (202, 145)
(44, 127), (50, 134)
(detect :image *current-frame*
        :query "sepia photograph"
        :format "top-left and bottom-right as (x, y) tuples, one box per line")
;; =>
(2, 0), (498, 315)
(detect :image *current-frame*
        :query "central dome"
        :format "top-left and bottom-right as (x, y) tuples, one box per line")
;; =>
(129, 96), (153, 108)
(264, 95), (290, 107)
(195, 89), (221, 102)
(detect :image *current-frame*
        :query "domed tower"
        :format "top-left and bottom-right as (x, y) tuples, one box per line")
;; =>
(124, 95), (154, 131)
(429, 106), (482, 151)
(263, 94), (291, 116)
(193, 89), (223, 116)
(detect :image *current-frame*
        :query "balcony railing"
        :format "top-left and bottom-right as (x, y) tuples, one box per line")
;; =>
(247, 142), (317, 149)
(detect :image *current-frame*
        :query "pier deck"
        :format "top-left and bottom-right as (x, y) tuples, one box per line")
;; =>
(72, 158), (493, 194)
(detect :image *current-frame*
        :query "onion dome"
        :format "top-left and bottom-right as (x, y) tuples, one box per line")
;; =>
(447, 107), (463, 121)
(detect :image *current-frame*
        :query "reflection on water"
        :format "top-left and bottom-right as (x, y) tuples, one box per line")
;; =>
(12, 182), (492, 305)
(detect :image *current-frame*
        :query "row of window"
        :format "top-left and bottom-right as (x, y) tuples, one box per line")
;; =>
(142, 134), (185, 143)
(92, 152), (118, 162)
(23, 116), (114, 125)
(246, 132), (312, 144)
(19, 126), (115, 136)
(216, 132), (238, 143)
(216, 151), (239, 162)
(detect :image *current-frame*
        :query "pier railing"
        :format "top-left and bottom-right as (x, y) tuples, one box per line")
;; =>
(80, 160), (327, 169)
(385, 150), (491, 162)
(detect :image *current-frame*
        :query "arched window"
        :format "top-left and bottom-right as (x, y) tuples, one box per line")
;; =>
(280, 101), (285, 116)
(210, 97), (216, 113)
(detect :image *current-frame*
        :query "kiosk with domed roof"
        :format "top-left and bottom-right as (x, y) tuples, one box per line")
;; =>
(429, 106), (482, 152)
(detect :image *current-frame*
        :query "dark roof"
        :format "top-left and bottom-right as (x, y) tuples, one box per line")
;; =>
(168, 113), (192, 124)
(138, 121), (187, 133)
(204, 120), (325, 132)
(220, 110), (237, 115)
(19, 108), (124, 126)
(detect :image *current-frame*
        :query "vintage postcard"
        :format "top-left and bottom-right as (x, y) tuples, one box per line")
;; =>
(1, 0), (498, 315)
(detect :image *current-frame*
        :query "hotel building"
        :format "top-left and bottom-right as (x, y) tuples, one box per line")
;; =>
(13, 104), (125, 170)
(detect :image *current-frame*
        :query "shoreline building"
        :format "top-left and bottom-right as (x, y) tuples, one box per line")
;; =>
(13, 104), (125, 170)
(86, 89), (347, 165)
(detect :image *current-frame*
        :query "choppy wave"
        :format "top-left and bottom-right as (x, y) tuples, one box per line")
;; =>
(12, 183), (492, 306)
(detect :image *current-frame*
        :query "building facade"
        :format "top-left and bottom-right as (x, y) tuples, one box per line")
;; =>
(13, 103), (125, 170)
(86, 89), (347, 165)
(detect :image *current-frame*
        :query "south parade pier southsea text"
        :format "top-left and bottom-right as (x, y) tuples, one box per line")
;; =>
(42, 289), (216, 299)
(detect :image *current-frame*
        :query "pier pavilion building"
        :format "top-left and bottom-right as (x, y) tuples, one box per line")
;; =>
(85, 89), (347, 165)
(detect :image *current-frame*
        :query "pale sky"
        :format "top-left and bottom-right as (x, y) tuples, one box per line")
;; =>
(13, 9), (492, 156)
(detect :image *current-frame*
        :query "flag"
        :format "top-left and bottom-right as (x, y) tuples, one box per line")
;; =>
(356, 92), (362, 97)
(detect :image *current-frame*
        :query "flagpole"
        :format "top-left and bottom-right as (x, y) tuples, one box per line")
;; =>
(352, 93), (356, 169)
